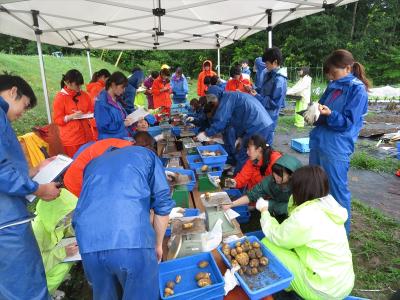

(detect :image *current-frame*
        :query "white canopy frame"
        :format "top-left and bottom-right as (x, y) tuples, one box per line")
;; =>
(0, 0), (355, 123)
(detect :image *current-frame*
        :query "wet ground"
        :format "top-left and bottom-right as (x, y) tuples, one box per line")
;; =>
(273, 126), (400, 221)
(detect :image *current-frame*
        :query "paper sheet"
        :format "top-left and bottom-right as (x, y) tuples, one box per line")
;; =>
(26, 155), (73, 202)
(225, 209), (240, 220)
(73, 113), (94, 119)
(55, 237), (82, 262)
(126, 107), (149, 123)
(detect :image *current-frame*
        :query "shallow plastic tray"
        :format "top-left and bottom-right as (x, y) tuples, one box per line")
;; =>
(165, 168), (196, 192)
(165, 208), (201, 237)
(197, 144), (228, 164)
(159, 252), (225, 300)
(290, 137), (310, 153)
(217, 236), (293, 299)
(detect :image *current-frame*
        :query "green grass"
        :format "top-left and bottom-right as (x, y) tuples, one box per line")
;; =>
(0, 53), (126, 135)
(350, 200), (400, 299)
(350, 151), (400, 173)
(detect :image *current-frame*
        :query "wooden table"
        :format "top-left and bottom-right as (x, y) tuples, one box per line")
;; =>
(160, 141), (272, 300)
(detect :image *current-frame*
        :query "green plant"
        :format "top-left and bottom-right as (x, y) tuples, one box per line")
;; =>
(350, 151), (400, 173)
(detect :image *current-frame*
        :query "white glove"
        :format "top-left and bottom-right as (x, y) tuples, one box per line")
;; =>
(154, 134), (164, 142)
(303, 102), (320, 125)
(256, 197), (269, 212)
(196, 132), (210, 142)
(165, 170), (178, 182)
(223, 268), (239, 296)
(186, 116), (194, 122)
(169, 207), (185, 219)
(181, 114), (188, 119)
(224, 178), (237, 188)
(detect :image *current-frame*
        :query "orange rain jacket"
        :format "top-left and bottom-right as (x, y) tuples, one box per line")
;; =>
(152, 76), (172, 109)
(197, 60), (217, 96)
(63, 138), (132, 197)
(53, 87), (94, 147)
(225, 75), (252, 93)
(86, 80), (105, 111)
(234, 150), (282, 190)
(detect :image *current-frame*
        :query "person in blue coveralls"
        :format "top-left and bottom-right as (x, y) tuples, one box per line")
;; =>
(251, 47), (287, 146)
(122, 67), (145, 114)
(196, 92), (273, 173)
(308, 49), (370, 234)
(0, 74), (61, 300)
(241, 59), (251, 76)
(95, 72), (136, 140)
(170, 67), (189, 104)
(73, 146), (174, 300)
(253, 56), (266, 93)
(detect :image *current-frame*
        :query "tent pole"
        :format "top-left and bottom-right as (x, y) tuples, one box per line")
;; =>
(268, 30), (272, 48)
(267, 9), (273, 48)
(217, 47), (221, 77)
(35, 33), (52, 124)
(86, 50), (93, 79)
(115, 51), (123, 67)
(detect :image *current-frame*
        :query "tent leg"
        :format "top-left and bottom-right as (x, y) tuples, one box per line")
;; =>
(268, 30), (272, 48)
(217, 47), (221, 77)
(86, 50), (93, 79)
(115, 51), (123, 67)
(35, 33), (52, 124)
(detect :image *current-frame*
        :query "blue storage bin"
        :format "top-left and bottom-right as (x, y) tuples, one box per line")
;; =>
(217, 236), (293, 299)
(165, 208), (200, 237)
(197, 144), (228, 165)
(291, 137), (310, 153)
(236, 211), (251, 224)
(148, 126), (162, 137)
(159, 252), (225, 300)
(224, 189), (242, 200)
(186, 155), (204, 171)
(171, 103), (190, 115)
(245, 230), (265, 241)
(165, 168), (196, 192)
(195, 165), (223, 178)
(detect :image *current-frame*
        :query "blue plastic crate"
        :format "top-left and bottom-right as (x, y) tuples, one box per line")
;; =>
(245, 230), (265, 241)
(172, 126), (197, 137)
(236, 211), (251, 224)
(224, 189), (242, 200)
(217, 236), (293, 299)
(195, 165), (223, 178)
(165, 168), (196, 192)
(148, 126), (162, 137)
(186, 155), (204, 171)
(171, 103), (190, 115)
(159, 252), (225, 300)
(165, 208), (200, 237)
(291, 137), (310, 153)
(197, 144), (228, 165)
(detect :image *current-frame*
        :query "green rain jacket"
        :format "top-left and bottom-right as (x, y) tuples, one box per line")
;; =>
(246, 154), (302, 218)
(32, 189), (78, 294)
(261, 194), (355, 299)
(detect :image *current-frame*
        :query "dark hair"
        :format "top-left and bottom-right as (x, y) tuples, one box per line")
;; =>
(210, 75), (219, 86)
(230, 64), (242, 77)
(151, 71), (159, 79)
(60, 69), (84, 89)
(203, 61), (211, 67)
(131, 66), (142, 74)
(246, 135), (272, 176)
(175, 67), (183, 74)
(105, 71), (128, 90)
(190, 98), (199, 109)
(262, 47), (283, 66)
(203, 76), (211, 85)
(323, 49), (371, 90)
(291, 166), (330, 206)
(134, 131), (156, 151)
(271, 163), (293, 179)
(198, 96), (207, 107)
(300, 67), (310, 76)
(0, 73), (37, 108)
(90, 69), (111, 83)
(203, 101), (218, 116)
(160, 68), (170, 77)
(242, 59), (249, 64)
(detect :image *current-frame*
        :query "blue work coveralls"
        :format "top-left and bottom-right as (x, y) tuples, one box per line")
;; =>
(254, 68), (287, 145)
(0, 97), (50, 300)
(205, 92), (273, 173)
(254, 57), (266, 93)
(73, 146), (174, 300)
(95, 90), (129, 140)
(170, 73), (189, 104)
(122, 70), (145, 114)
(309, 74), (368, 233)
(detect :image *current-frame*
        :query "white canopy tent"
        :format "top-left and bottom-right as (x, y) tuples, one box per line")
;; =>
(0, 0), (356, 123)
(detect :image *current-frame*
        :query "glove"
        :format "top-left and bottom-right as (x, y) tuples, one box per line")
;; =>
(303, 102), (320, 125)
(186, 116), (194, 122)
(165, 170), (178, 182)
(223, 268), (239, 296)
(181, 114), (188, 119)
(224, 178), (237, 188)
(154, 134), (164, 142)
(196, 132), (210, 142)
(256, 197), (269, 212)
(169, 207), (185, 219)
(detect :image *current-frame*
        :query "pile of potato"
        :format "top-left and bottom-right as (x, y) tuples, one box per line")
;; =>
(164, 275), (182, 297)
(201, 150), (222, 156)
(221, 239), (269, 276)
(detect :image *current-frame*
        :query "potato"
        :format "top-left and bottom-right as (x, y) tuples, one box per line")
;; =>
(252, 241), (261, 248)
(236, 246), (243, 254)
(259, 256), (269, 266)
(175, 275), (182, 283)
(197, 278), (211, 287)
(230, 248), (238, 257)
(231, 259), (239, 268)
(198, 260), (209, 268)
(195, 272), (210, 281)
(182, 222), (194, 229)
(235, 241), (242, 248)
(236, 252), (249, 266)
(248, 249), (256, 259)
(166, 281), (175, 289)
(251, 267), (259, 275)
(223, 248), (231, 256)
(201, 165), (208, 172)
(164, 287), (174, 297)
(249, 258), (259, 268)
(255, 249), (263, 258)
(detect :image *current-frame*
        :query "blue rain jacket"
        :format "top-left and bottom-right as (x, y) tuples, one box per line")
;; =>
(254, 57), (266, 92)
(310, 74), (368, 161)
(254, 68), (287, 127)
(123, 70), (145, 114)
(170, 73), (189, 100)
(189, 108), (209, 131)
(205, 92), (273, 139)
(0, 96), (38, 228)
(95, 90), (129, 140)
(242, 66), (251, 76)
(73, 146), (174, 254)
(207, 85), (224, 99)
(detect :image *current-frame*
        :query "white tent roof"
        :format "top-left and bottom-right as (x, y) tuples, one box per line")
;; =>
(0, 0), (356, 50)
